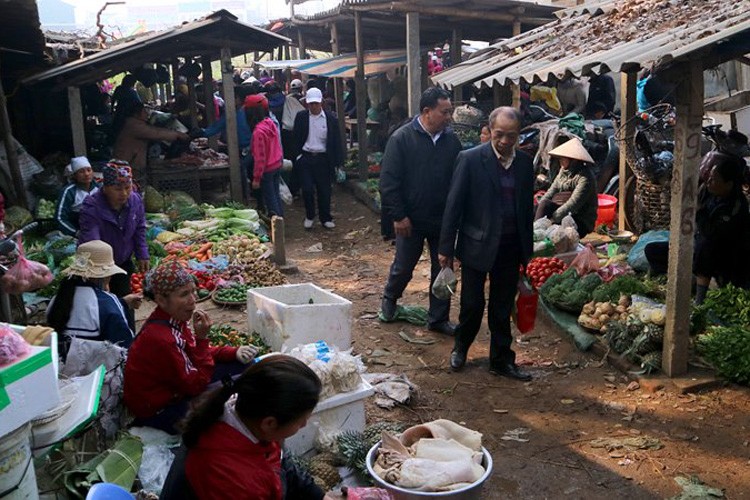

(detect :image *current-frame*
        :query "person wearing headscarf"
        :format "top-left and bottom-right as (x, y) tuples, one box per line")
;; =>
(535, 137), (598, 237)
(78, 161), (149, 297)
(46, 240), (141, 358)
(55, 156), (100, 237)
(123, 262), (258, 434)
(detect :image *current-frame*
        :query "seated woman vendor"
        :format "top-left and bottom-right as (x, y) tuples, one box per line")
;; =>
(123, 262), (258, 434)
(535, 137), (598, 237)
(46, 240), (142, 357)
(645, 159), (750, 303)
(171, 355), (334, 500)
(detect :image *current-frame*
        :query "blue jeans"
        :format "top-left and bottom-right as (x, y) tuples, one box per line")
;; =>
(261, 169), (283, 217)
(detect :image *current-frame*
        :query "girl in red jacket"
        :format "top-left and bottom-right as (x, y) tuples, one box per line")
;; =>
(245, 94), (284, 217)
(123, 262), (257, 433)
(182, 355), (332, 500)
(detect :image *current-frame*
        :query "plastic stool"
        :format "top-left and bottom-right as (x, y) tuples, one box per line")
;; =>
(85, 483), (133, 500)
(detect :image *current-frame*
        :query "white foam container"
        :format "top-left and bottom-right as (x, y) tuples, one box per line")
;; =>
(284, 378), (374, 456)
(247, 283), (352, 352)
(0, 327), (60, 437)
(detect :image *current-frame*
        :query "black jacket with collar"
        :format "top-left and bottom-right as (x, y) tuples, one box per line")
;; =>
(439, 143), (535, 272)
(292, 109), (343, 170)
(379, 117), (462, 234)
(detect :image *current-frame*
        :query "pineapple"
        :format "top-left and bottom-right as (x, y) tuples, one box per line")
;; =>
(308, 460), (341, 490)
(336, 431), (368, 473)
(640, 351), (662, 374)
(363, 422), (405, 447)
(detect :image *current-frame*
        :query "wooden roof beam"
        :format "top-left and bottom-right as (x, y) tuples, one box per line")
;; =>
(346, 2), (551, 25)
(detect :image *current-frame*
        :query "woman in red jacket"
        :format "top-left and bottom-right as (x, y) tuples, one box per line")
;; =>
(182, 355), (332, 500)
(246, 94), (284, 217)
(123, 262), (257, 433)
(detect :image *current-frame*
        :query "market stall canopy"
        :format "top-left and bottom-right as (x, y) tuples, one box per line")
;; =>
(21, 10), (290, 90)
(273, 0), (562, 52)
(431, 0), (750, 89)
(257, 49), (406, 78)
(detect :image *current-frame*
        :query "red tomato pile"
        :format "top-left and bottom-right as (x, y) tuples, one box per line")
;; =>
(526, 257), (567, 289)
(130, 272), (144, 294)
(190, 270), (217, 295)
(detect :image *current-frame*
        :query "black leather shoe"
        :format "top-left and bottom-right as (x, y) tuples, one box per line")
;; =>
(428, 321), (456, 336)
(380, 297), (397, 322)
(450, 349), (467, 371)
(490, 363), (532, 381)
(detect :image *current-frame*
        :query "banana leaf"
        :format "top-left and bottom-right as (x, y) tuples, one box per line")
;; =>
(64, 433), (143, 499)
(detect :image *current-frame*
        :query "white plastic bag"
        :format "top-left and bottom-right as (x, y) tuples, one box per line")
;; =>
(279, 177), (293, 205)
(432, 267), (457, 301)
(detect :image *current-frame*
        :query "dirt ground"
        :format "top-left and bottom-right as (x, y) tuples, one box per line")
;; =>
(148, 186), (750, 499)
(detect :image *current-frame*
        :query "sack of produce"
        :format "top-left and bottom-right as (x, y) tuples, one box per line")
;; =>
(1, 235), (53, 294)
(143, 185), (165, 212)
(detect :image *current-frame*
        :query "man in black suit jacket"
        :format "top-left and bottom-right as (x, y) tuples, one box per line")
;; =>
(438, 107), (535, 381)
(292, 87), (343, 229)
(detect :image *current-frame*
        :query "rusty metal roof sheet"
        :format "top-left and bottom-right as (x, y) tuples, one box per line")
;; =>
(432, 0), (750, 89)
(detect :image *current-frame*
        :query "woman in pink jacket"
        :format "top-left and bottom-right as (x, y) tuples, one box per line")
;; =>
(245, 94), (284, 217)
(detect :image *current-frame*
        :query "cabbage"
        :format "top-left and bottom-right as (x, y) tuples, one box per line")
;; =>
(231, 209), (259, 222)
(222, 218), (260, 232)
(205, 207), (235, 219)
(144, 186), (165, 212)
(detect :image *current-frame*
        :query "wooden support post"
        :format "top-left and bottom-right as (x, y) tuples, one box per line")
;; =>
(354, 11), (368, 181)
(187, 77), (199, 129)
(171, 60), (180, 88)
(0, 67), (27, 208)
(663, 60), (703, 377)
(202, 57), (218, 150)
(67, 87), (86, 157)
(221, 44), (242, 203)
(406, 12), (421, 116)
(493, 82), (502, 108)
(618, 70), (638, 230)
(511, 19), (522, 109)
(451, 28), (463, 102)
(298, 31), (307, 59)
(271, 216), (286, 265)
(331, 23), (347, 159)
(253, 51), (260, 78)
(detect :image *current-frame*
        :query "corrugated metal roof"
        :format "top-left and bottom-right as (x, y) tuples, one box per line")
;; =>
(22, 10), (290, 88)
(432, 0), (750, 89)
(257, 49), (405, 77)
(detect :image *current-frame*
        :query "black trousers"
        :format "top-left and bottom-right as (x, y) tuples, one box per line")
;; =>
(383, 229), (450, 326)
(298, 152), (333, 223)
(454, 244), (520, 366)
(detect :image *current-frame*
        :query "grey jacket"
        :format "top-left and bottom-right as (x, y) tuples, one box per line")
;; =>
(542, 164), (598, 234)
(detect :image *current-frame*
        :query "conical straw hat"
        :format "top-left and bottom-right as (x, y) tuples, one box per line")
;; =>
(549, 137), (595, 164)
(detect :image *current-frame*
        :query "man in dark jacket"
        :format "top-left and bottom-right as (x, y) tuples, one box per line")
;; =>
(439, 107), (535, 380)
(379, 87), (462, 335)
(293, 87), (343, 229)
(586, 72), (616, 117)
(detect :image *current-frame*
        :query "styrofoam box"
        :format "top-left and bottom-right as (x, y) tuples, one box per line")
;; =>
(284, 378), (374, 456)
(247, 283), (352, 352)
(0, 328), (60, 437)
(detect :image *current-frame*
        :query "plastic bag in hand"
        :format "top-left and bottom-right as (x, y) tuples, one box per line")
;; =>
(0, 235), (53, 294)
(432, 267), (457, 301)
(569, 244), (600, 276)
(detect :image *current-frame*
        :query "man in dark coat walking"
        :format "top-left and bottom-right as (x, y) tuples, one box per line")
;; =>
(293, 87), (343, 229)
(379, 87), (462, 335)
(439, 107), (535, 380)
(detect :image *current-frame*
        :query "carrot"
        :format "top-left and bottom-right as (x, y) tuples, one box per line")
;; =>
(195, 242), (213, 254)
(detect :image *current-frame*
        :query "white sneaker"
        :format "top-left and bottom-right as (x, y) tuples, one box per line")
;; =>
(303, 218), (314, 229)
(323, 221), (336, 229)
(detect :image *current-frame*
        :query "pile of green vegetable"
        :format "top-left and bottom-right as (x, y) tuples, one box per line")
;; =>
(208, 323), (270, 353)
(692, 284), (750, 331)
(213, 284), (249, 304)
(696, 325), (750, 385)
(541, 268), (602, 313)
(591, 275), (650, 303)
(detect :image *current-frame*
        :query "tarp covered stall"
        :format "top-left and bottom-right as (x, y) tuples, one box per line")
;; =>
(256, 49), (406, 78)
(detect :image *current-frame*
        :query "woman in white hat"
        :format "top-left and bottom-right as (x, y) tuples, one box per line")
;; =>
(535, 136), (599, 236)
(54, 156), (100, 237)
(46, 240), (142, 358)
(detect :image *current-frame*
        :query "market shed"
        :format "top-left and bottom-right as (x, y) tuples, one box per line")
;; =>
(284, 0), (562, 181)
(22, 10), (290, 202)
(434, 0), (750, 377)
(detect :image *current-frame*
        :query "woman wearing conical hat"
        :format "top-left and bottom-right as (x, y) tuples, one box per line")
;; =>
(534, 137), (599, 237)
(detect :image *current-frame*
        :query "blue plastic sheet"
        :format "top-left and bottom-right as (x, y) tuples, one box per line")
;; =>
(627, 230), (669, 273)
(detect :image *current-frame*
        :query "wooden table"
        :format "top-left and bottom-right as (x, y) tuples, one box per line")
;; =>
(344, 118), (380, 148)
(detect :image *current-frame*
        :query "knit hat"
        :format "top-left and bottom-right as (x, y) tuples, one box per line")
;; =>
(102, 160), (133, 186)
(144, 262), (195, 297)
(305, 87), (323, 103)
(549, 137), (595, 164)
(63, 240), (126, 279)
(64, 156), (92, 177)
(244, 94), (269, 111)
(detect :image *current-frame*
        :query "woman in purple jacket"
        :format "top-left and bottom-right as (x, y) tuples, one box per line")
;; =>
(78, 161), (149, 297)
